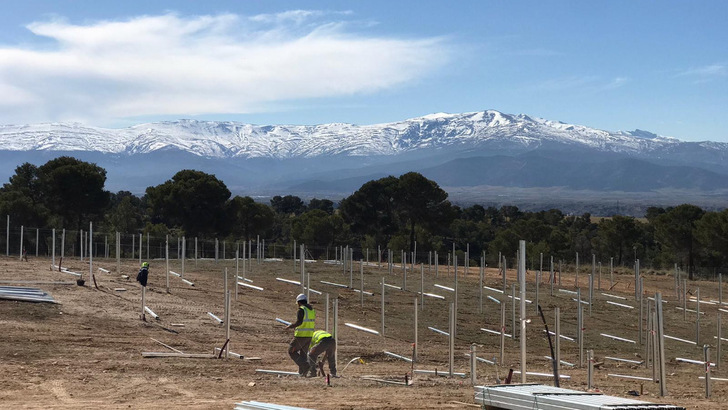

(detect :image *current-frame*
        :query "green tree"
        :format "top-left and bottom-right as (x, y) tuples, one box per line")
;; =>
(145, 170), (230, 237)
(597, 216), (643, 266)
(653, 204), (705, 278)
(37, 157), (110, 229)
(307, 198), (335, 214)
(695, 210), (728, 270)
(228, 196), (275, 241)
(270, 195), (306, 216)
(339, 176), (400, 245)
(395, 172), (455, 252)
(0, 163), (48, 226)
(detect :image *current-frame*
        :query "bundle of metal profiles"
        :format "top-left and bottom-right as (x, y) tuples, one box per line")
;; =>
(0, 286), (57, 303)
(475, 384), (685, 410)
(234, 401), (314, 410)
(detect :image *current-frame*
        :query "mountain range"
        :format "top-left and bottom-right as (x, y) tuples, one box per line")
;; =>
(1, 110), (727, 214)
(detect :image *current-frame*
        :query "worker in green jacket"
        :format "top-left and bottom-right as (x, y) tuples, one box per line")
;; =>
(306, 329), (337, 378)
(286, 293), (316, 376)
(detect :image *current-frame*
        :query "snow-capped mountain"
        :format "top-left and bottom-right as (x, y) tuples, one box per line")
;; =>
(1, 110), (727, 204)
(0, 110), (710, 159)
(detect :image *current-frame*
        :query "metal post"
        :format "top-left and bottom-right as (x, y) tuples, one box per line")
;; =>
(720, 273), (723, 306)
(519, 240), (526, 383)
(449, 302), (454, 377)
(35, 228), (39, 257)
(577, 288), (583, 368)
(435, 251), (438, 277)
(5, 215), (8, 256)
(550, 256), (555, 296)
(165, 236), (169, 293)
(555, 307), (561, 372)
(403, 251), (407, 290)
(646, 299), (652, 368)
(683, 279), (688, 321)
(500, 302), (505, 364)
(511, 283), (516, 340)
(115, 232), (120, 275)
(587, 349), (594, 389)
(414, 298), (419, 363)
(479, 258), (484, 314)
(705, 344), (711, 398)
(235, 250), (239, 300)
(454, 255), (458, 337)
(141, 285), (146, 321)
(610, 257), (614, 289)
(656, 292), (667, 396)
(381, 281), (385, 336)
(535, 270), (540, 316)
(89, 223), (93, 284)
(502, 255), (507, 292)
(333, 298), (338, 371)
(225, 290), (231, 359)
(420, 264), (424, 310)
(360, 260), (364, 307)
(718, 313), (722, 371)
(635, 259), (640, 301)
(181, 237), (186, 278)
(697, 287), (701, 345)
(639, 292), (644, 346)
(470, 344), (477, 385)
(51, 228), (56, 268)
(575, 252), (579, 289)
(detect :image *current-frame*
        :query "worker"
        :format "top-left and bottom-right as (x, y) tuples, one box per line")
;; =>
(136, 261), (149, 287)
(286, 293), (316, 376)
(306, 330), (337, 378)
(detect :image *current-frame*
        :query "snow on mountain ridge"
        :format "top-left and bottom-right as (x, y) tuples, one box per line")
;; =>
(0, 110), (710, 159)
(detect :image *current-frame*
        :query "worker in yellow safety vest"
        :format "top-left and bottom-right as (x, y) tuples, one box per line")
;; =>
(286, 293), (316, 376)
(306, 330), (337, 377)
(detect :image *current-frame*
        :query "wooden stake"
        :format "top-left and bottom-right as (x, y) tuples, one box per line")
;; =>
(697, 287), (701, 345)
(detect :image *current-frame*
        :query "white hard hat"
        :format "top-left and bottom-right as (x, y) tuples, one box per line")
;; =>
(296, 293), (307, 302)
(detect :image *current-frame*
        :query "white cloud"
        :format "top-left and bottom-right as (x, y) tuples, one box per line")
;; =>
(535, 75), (628, 92)
(676, 63), (726, 82)
(0, 12), (450, 124)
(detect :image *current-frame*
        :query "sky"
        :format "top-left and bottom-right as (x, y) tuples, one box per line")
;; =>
(0, 0), (726, 142)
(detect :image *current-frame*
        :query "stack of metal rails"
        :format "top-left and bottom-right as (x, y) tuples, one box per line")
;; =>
(0, 286), (56, 303)
(234, 401), (313, 410)
(475, 384), (685, 410)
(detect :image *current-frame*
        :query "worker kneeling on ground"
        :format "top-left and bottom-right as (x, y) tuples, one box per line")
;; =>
(286, 293), (315, 376)
(307, 330), (337, 378)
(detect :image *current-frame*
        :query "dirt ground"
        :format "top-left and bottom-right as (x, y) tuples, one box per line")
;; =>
(1, 254), (726, 409)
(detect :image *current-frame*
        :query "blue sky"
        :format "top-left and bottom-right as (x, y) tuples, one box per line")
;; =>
(0, 1), (726, 142)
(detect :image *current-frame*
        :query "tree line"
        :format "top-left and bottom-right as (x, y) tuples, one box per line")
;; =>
(1, 156), (727, 278)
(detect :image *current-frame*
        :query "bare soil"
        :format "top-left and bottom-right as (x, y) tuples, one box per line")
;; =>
(1, 255), (726, 409)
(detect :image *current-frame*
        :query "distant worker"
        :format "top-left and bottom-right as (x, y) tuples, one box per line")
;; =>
(136, 262), (149, 287)
(306, 329), (337, 378)
(286, 293), (315, 376)
(22, 247), (28, 262)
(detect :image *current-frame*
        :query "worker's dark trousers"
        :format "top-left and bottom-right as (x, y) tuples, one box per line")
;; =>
(289, 336), (312, 374)
(307, 337), (337, 376)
